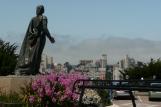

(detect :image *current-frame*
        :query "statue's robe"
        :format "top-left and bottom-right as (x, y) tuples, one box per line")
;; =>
(16, 16), (49, 75)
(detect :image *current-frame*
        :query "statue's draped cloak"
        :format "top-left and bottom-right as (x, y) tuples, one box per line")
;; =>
(16, 16), (48, 75)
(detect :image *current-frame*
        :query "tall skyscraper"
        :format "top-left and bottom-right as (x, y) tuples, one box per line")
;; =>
(100, 54), (107, 68)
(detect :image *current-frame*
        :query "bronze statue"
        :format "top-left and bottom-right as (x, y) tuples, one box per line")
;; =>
(15, 5), (55, 75)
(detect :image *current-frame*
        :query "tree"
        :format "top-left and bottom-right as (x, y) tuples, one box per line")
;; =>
(0, 39), (18, 75)
(120, 59), (161, 80)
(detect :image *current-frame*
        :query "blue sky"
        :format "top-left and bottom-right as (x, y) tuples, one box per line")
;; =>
(0, 0), (161, 64)
(0, 0), (161, 40)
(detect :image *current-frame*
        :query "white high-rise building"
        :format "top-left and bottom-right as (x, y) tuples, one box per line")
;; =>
(113, 55), (136, 80)
(40, 53), (54, 73)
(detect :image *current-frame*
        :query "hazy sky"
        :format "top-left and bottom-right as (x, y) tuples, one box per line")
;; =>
(0, 0), (161, 64)
(1, 0), (161, 40)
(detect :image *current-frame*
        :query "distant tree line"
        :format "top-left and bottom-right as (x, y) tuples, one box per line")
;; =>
(0, 39), (18, 75)
(120, 59), (161, 80)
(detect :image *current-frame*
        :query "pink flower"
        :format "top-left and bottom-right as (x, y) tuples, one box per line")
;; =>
(29, 96), (35, 104)
(52, 97), (56, 103)
(60, 95), (68, 101)
(45, 88), (52, 96)
(56, 91), (62, 96)
(29, 71), (88, 106)
(38, 88), (44, 97)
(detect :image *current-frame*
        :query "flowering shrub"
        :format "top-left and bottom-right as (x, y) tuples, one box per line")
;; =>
(28, 72), (88, 107)
(83, 89), (101, 105)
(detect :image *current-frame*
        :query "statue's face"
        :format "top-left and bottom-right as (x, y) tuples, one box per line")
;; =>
(36, 5), (44, 15)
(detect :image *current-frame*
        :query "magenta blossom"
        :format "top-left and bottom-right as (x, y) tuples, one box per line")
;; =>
(29, 96), (35, 104)
(29, 71), (88, 107)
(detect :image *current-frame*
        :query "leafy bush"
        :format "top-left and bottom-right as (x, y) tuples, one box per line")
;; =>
(0, 39), (18, 75)
(20, 81), (35, 107)
(0, 91), (21, 103)
(96, 89), (112, 106)
(0, 90), (25, 107)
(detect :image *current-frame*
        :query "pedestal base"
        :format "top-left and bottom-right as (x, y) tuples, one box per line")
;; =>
(0, 75), (34, 94)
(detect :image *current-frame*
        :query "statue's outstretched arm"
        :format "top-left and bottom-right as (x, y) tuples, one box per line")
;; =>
(43, 16), (55, 43)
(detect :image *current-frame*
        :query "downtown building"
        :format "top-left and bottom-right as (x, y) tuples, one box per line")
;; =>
(113, 55), (136, 80)
(77, 54), (108, 80)
(39, 53), (54, 73)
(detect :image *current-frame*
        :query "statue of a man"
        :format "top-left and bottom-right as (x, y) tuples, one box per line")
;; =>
(15, 5), (55, 75)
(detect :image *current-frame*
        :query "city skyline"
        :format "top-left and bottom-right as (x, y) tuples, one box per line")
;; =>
(45, 36), (161, 64)
(0, 1), (161, 64)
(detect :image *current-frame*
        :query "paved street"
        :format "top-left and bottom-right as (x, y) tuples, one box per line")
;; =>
(112, 92), (161, 107)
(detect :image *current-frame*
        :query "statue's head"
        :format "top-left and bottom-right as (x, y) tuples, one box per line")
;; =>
(36, 5), (44, 16)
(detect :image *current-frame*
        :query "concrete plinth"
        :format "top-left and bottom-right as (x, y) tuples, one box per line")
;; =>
(0, 75), (35, 94)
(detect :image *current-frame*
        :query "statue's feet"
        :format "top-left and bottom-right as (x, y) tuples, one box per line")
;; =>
(18, 63), (31, 68)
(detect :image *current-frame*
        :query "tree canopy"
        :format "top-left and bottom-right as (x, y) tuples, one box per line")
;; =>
(121, 59), (161, 80)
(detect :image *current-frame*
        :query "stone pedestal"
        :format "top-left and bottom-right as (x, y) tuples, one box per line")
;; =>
(0, 75), (34, 94)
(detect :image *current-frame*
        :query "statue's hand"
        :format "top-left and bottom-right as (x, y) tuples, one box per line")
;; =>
(50, 37), (55, 43)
